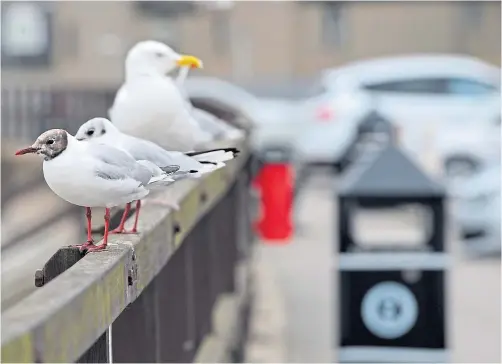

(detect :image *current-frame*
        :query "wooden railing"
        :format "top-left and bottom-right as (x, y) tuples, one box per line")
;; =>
(1, 136), (256, 363)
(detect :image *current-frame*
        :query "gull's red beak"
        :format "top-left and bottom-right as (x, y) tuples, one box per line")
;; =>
(15, 146), (38, 155)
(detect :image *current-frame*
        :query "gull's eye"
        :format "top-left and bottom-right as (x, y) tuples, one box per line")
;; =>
(101, 129), (106, 135)
(86, 129), (95, 136)
(46, 139), (54, 145)
(155, 52), (164, 58)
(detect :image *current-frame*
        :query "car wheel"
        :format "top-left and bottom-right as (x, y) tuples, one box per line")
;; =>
(444, 157), (478, 178)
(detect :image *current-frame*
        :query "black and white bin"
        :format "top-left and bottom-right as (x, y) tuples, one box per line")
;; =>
(335, 145), (450, 363)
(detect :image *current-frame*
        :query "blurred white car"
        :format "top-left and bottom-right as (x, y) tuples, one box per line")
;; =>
(293, 75), (372, 168)
(184, 77), (308, 190)
(247, 97), (303, 151)
(450, 164), (501, 255)
(322, 54), (501, 172)
(436, 115), (500, 178)
(239, 78), (371, 170)
(185, 77), (307, 151)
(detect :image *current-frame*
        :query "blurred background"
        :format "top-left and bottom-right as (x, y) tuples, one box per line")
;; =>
(1, 1), (501, 363)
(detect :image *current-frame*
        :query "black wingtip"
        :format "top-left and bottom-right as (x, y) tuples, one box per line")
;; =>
(199, 161), (218, 165)
(224, 147), (240, 157)
(185, 147), (240, 158)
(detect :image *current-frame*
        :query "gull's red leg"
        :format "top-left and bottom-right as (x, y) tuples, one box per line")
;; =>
(86, 208), (110, 253)
(130, 200), (141, 233)
(86, 207), (93, 242)
(117, 200), (141, 234)
(103, 208), (111, 246)
(72, 207), (94, 251)
(110, 203), (131, 234)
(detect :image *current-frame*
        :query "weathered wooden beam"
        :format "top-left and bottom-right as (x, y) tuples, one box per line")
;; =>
(1, 244), (130, 363)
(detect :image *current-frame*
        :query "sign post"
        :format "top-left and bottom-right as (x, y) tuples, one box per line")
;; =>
(335, 145), (449, 363)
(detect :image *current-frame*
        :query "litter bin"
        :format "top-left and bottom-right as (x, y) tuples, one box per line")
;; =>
(336, 145), (449, 363)
(252, 145), (294, 242)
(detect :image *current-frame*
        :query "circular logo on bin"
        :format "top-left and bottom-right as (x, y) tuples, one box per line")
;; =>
(360, 281), (418, 339)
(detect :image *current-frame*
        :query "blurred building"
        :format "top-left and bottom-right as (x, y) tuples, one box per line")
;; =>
(2, 1), (500, 88)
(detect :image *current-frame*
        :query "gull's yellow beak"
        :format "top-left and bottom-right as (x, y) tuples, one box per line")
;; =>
(176, 55), (203, 69)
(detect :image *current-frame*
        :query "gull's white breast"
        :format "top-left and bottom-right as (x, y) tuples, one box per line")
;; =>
(42, 146), (148, 208)
(110, 77), (208, 151)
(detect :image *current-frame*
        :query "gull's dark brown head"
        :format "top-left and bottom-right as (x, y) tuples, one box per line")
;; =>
(15, 129), (68, 161)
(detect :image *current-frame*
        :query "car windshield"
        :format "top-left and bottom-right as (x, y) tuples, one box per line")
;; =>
(362, 77), (499, 96)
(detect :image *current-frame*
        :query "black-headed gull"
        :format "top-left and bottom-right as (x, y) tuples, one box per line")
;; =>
(15, 129), (180, 252)
(75, 117), (240, 233)
(108, 40), (213, 152)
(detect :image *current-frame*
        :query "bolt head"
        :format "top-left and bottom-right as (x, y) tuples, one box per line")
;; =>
(183, 340), (194, 351)
(35, 269), (44, 287)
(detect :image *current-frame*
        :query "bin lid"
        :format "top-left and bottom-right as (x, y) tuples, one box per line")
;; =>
(339, 145), (445, 198)
(259, 144), (294, 163)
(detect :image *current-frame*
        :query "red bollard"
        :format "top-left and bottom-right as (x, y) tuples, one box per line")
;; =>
(252, 151), (294, 242)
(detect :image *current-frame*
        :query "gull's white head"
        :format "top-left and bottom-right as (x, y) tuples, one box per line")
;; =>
(125, 40), (203, 78)
(75, 117), (118, 141)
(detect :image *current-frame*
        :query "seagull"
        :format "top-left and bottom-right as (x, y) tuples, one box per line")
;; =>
(14, 129), (181, 252)
(108, 40), (213, 152)
(75, 117), (240, 233)
(75, 117), (239, 174)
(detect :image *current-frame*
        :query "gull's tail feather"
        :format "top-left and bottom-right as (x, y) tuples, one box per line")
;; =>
(148, 174), (175, 186)
(145, 172), (176, 191)
(172, 169), (203, 180)
(185, 148), (239, 165)
(198, 161), (226, 173)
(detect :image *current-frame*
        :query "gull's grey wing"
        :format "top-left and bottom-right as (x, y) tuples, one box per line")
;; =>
(124, 135), (203, 172)
(160, 165), (181, 175)
(94, 167), (138, 184)
(89, 142), (153, 186)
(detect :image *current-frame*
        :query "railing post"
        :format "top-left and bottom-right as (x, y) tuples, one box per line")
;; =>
(35, 247), (111, 363)
(111, 278), (161, 362)
(236, 155), (256, 261)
